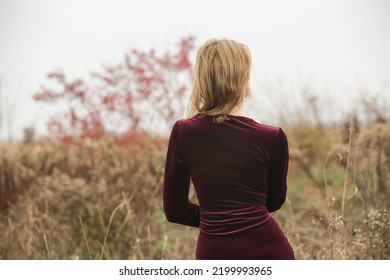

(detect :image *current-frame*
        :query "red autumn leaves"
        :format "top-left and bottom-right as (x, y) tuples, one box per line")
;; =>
(34, 36), (195, 142)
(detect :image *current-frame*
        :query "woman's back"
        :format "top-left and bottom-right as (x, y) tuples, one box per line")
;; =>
(163, 114), (294, 259)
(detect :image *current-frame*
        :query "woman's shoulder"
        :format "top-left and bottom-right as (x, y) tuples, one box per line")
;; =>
(230, 116), (282, 135)
(171, 116), (203, 132)
(174, 115), (207, 127)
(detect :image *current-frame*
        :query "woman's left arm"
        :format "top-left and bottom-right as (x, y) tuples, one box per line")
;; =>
(163, 121), (200, 227)
(266, 127), (289, 212)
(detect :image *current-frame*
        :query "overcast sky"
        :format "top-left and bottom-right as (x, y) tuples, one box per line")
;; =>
(0, 0), (389, 140)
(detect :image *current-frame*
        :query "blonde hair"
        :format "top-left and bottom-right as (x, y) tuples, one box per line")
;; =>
(187, 39), (251, 123)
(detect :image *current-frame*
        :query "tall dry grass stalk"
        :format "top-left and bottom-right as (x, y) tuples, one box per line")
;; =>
(79, 216), (92, 260)
(341, 115), (354, 217)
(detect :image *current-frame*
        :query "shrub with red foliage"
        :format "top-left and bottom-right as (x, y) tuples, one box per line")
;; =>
(34, 37), (195, 141)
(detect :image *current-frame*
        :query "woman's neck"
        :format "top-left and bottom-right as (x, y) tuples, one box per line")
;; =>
(229, 99), (246, 116)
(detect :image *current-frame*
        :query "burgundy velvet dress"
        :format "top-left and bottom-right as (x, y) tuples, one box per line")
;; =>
(163, 114), (295, 260)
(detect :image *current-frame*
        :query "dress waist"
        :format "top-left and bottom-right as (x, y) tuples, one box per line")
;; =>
(200, 205), (270, 236)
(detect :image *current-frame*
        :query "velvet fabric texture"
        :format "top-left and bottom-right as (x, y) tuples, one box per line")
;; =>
(163, 114), (294, 259)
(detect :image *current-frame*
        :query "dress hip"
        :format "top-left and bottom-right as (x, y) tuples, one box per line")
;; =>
(195, 216), (295, 260)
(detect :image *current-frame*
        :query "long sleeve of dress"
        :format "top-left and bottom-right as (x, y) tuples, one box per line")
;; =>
(163, 121), (200, 227)
(266, 128), (289, 212)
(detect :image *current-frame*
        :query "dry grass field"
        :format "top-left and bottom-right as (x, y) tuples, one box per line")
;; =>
(0, 118), (389, 260)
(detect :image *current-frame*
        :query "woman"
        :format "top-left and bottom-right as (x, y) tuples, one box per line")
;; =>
(163, 39), (295, 260)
